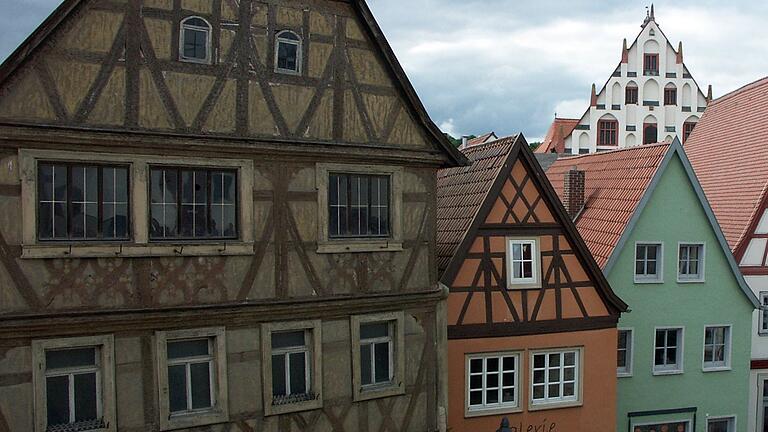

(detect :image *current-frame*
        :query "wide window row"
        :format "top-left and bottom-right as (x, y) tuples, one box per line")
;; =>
(32, 313), (405, 432)
(465, 348), (582, 416)
(634, 242), (706, 284)
(617, 325), (732, 377)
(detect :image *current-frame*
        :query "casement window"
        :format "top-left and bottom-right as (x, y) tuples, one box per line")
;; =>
(466, 352), (519, 414)
(703, 326), (731, 370)
(32, 336), (116, 432)
(149, 167), (238, 240)
(530, 349), (580, 407)
(275, 30), (302, 74)
(664, 87), (678, 105)
(683, 122), (696, 144)
(156, 328), (228, 430)
(261, 321), (322, 415)
(634, 421), (690, 432)
(617, 329), (633, 376)
(678, 243), (704, 282)
(760, 292), (768, 335)
(635, 243), (663, 282)
(644, 54), (659, 75)
(707, 417), (735, 432)
(626, 86), (639, 104)
(351, 312), (405, 401)
(597, 119), (618, 146)
(37, 163), (130, 241)
(328, 173), (390, 239)
(643, 123), (658, 145)
(506, 237), (541, 288)
(654, 327), (683, 374)
(179, 17), (212, 64)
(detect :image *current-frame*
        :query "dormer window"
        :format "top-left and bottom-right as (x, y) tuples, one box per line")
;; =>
(275, 30), (302, 74)
(180, 17), (211, 64)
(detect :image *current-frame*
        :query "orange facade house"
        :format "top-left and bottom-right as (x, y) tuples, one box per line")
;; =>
(437, 135), (627, 431)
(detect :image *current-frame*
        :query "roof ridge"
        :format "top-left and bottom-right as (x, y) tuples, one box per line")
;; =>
(709, 75), (768, 106)
(557, 142), (671, 160)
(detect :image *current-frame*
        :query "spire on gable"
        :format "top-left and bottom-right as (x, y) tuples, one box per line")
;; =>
(707, 85), (713, 103)
(677, 41), (684, 64)
(590, 83), (597, 107)
(642, 4), (656, 27)
(621, 38), (629, 63)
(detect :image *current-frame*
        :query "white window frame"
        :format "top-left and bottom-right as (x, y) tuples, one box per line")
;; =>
(706, 415), (736, 432)
(702, 325), (732, 372)
(464, 351), (521, 417)
(156, 327), (228, 431)
(677, 242), (705, 283)
(617, 328), (634, 377)
(631, 419), (692, 432)
(166, 338), (215, 414)
(506, 237), (542, 289)
(261, 320), (323, 415)
(529, 348), (583, 410)
(32, 335), (116, 432)
(274, 30), (302, 75)
(760, 292), (768, 336)
(635, 242), (664, 283)
(179, 16), (213, 64)
(652, 326), (684, 375)
(351, 312), (405, 401)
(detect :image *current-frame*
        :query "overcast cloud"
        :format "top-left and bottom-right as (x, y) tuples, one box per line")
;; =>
(2, 0), (768, 140)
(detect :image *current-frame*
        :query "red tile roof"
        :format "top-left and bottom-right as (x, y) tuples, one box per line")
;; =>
(684, 76), (768, 251)
(466, 132), (498, 147)
(545, 143), (670, 267)
(436, 135), (518, 272)
(535, 118), (579, 154)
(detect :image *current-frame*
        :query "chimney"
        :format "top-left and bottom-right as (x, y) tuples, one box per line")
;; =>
(590, 84), (597, 107)
(676, 41), (683, 64)
(621, 38), (629, 63)
(563, 167), (585, 220)
(460, 136), (469, 148)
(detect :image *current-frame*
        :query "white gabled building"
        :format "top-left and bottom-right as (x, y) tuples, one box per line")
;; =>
(562, 6), (711, 154)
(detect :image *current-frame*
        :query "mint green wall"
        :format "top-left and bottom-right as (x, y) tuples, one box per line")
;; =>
(609, 155), (753, 432)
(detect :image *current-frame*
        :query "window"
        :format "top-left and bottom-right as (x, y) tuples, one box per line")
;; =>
(683, 122), (696, 144)
(275, 30), (302, 74)
(37, 163), (130, 241)
(703, 326), (731, 370)
(617, 329), (633, 376)
(150, 167), (238, 240)
(156, 328), (228, 430)
(597, 119), (618, 146)
(678, 243), (704, 282)
(654, 328), (683, 374)
(643, 123), (658, 144)
(644, 54), (659, 75)
(32, 335), (116, 432)
(180, 17), (211, 63)
(664, 87), (678, 105)
(261, 321), (322, 415)
(466, 353), (519, 413)
(634, 421), (690, 432)
(626, 86), (639, 104)
(635, 243), (663, 282)
(707, 417), (735, 432)
(351, 312), (405, 401)
(530, 350), (580, 407)
(328, 173), (390, 239)
(760, 292), (768, 335)
(506, 238), (541, 288)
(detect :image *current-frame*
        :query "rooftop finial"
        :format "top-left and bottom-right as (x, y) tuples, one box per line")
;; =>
(676, 41), (683, 64)
(707, 85), (713, 103)
(590, 83), (597, 107)
(650, 3), (655, 19)
(642, 4), (655, 27)
(622, 38), (629, 63)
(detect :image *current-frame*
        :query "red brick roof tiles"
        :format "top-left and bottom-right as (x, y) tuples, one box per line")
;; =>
(466, 132), (498, 147)
(684, 76), (768, 251)
(545, 143), (670, 267)
(536, 118), (579, 154)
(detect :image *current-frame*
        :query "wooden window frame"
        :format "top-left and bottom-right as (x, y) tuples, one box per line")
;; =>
(652, 327), (684, 375)
(261, 320), (323, 416)
(644, 54), (659, 75)
(617, 328), (634, 377)
(179, 16), (213, 65)
(702, 325), (732, 372)
(528, 348), (583, 411)
(316, 163), (403, 253)
(634, 242), (664, 283)
(597, 119), (618, 147)
(274, 30), (302, 75)
(643, 123), (658, 145)
(327, 173), (391, 240)
(351, 312), (405, 402)
(706, 416), (736, 432)
(505, 237), (541, 289)
(32, 335), (116, 432)
(664, 87), (678, 106)
(683, 121), (696, 144)
(677, 242), (705, 283)
(625, 86), (639, 105)
(464, 351), (521, 417)
(156, 327), (228, 431)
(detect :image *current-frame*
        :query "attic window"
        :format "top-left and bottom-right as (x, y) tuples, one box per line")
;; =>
(180, 17), (212, 64)
(275, 30), (302, 74)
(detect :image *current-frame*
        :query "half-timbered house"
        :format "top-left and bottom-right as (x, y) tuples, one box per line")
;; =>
(0, 0), (467, 431)
(436, 134), (627, 431)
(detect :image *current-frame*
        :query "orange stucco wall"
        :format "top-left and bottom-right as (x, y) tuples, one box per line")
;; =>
(447, 328), (617, 432)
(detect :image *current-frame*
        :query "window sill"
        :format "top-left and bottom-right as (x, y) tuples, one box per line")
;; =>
(465, 404), (522, 418)
(317, 240), (403, 254)
(703, 366), (731, 373)
(677, 278), (705, 284)
(617, 371), (633, 378)
(634, 278), (664, 284)
(354, 382), (405, 402)
(265, 397), (322, 416)
(21, 242), (254, 259)
(652, 368), (683, 376)
(528, 400), (582, 412)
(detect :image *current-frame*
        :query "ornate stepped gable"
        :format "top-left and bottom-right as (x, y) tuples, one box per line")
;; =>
(437, 135), (626, 338)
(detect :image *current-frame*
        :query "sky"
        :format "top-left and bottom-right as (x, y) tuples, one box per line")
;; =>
(2, 1), (768, 141)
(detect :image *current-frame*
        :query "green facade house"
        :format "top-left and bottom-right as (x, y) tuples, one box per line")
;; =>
(545, 139), (758, 432)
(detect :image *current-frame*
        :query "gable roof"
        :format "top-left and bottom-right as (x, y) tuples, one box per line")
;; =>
(437, 134), (627, 313)
(547, 140), (759, 308)
(685, 75), (768, 251)
(0, 0), (469, 168)
(466, 132), (498, 147)
(535, 118), (578, 154)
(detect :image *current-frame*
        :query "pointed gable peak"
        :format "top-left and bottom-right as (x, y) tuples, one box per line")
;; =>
(642, 4), (656, 28)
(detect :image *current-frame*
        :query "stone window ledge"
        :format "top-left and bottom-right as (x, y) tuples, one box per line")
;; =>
(21, 242), (255, 259)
